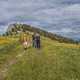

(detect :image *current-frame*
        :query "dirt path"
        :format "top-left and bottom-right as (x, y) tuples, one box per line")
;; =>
(0, 50), (26, 80)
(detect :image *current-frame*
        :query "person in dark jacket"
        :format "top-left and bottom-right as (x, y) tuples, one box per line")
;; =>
(32, 33), (36, 48)
(35, 33), (41, 49)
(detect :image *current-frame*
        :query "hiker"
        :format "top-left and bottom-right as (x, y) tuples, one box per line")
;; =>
(35, 33), (41, 49)
(23, 39), (28, 51)
(22, 33), (31, 51)
(32, 33), (36, 48)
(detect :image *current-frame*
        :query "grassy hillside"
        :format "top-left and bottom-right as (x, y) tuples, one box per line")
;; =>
(0, 35), (80, 80)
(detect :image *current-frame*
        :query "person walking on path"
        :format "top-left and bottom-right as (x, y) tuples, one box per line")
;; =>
(20, 32), (31, 51)
(32, 33), (36, 48)
(23, 39), (28, 51)
(35, 33), (41, 49)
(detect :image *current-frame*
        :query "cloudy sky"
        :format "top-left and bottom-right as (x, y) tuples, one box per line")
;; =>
(0, 0), (80, 40)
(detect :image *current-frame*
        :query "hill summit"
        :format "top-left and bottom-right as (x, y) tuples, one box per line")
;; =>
(6, 23), (78, 44)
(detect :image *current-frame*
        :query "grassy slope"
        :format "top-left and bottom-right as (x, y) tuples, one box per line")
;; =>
(0, 36), (80, 80)
(0, 37), (21, 69)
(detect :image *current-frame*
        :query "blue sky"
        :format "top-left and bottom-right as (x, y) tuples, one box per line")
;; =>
(0, 0), (80, 40)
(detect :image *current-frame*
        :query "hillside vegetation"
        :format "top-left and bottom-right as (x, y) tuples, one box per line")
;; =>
(5, 23), (79, 44)
(0, 33), (80, 80)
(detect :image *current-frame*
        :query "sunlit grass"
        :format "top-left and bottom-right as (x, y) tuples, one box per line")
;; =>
(0, 36), (80, 80)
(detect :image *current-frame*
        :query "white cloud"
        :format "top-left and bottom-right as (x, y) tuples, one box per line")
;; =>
(0, 0), (80, 39)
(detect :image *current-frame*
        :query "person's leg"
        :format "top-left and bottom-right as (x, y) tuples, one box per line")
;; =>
(35, 40), (38, 48)
(37, 41), (39, 48)
(36, 41), (38, 48)
(39, 41), (40, 48)
(32, 40), (36, 48)
(34, 40), (37, 48)
(37, 40), (40, 48)
(32, 40), (34, 47)
(38, 40), (40, 49)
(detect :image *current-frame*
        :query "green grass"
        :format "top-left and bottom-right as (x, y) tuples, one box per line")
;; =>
(0, 37), (22, 68)
(0, 36), (80, 80)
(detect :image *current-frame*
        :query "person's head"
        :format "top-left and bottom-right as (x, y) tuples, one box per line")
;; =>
(35, 32), (38, 34)
(32, 32), (35, 36)
(36, 33), (40, 36)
